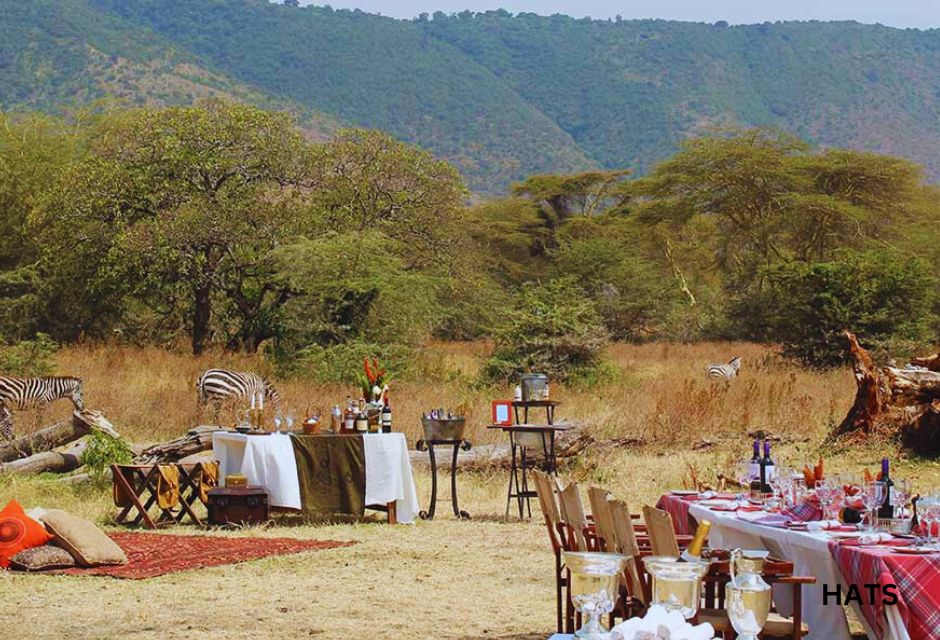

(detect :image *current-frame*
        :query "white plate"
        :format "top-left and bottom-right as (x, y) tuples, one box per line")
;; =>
(669, 490), (699, 496)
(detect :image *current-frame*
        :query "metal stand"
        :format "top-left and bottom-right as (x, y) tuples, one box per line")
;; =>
(416, 438), (472, 520)
(505, 428), (559, 520)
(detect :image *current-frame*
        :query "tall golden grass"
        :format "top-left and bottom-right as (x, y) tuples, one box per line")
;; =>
(41, 340), (852, 449)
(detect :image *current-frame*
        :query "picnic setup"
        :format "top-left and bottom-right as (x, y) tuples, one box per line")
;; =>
(2, 346), (940, 639)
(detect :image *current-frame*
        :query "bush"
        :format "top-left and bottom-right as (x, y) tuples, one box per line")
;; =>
(734, 250), (938, 367)
(267, 339), (414, 384)
(83, 431), (134, 487)
(483, 278), (610, 383)
(0, 333), (58, 376)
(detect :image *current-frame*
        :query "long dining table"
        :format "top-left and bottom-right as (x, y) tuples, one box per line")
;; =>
(659, 493), (936, 640)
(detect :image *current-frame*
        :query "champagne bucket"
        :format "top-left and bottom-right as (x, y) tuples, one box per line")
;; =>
(563, 552), (628, 639)
(421, 416), (466, 441)
(520, 373), (549, 402)
(726, 549), (772, 640)
(642, 556), (711, 619)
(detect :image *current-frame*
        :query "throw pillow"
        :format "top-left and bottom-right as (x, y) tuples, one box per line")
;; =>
(0, 500), (53, 568)
(9, 544), (76, 571)
(40, 509), (127, 567)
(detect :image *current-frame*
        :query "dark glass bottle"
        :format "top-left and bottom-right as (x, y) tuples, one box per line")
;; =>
(877, 457), (895, 519)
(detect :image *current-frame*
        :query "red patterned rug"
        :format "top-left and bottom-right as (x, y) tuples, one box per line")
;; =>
(48, 532), (354, 579)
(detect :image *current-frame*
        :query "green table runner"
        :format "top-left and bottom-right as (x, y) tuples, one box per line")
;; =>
(290, 435), (366, 520)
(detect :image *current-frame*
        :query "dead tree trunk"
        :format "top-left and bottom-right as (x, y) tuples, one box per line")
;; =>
(0, 410), (120, 463)
(135, 425), (223, 463)
(835, 331), (940, 453)
(0, 440), (88, 475)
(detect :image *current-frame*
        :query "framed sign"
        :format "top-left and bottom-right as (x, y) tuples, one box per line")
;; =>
(491, 400), (513, 426)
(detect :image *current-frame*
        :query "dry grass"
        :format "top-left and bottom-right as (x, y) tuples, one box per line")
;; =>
(3, 341), (939, 639)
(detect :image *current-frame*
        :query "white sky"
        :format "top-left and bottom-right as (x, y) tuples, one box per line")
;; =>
(298, 0), (940, 28)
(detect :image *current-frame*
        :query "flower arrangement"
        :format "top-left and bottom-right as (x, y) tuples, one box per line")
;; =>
(359, 357), (390, 401)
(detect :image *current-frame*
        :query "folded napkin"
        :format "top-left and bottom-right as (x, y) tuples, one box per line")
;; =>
(806, 520), (843, 532)
(611, 605), (716, 640)
(855, 532), (894, 546)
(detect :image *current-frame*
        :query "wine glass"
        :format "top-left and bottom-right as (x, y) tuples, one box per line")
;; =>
(861, 481), (885, 532)
(924, 495), (940, 548)
(815, 480), (838, 521)
(284, 411), (295, 434)
(771, 468), (794, 511)
(273, 412), (283, 434)
(891, 479), (910, 516)
(734, 461), (752, 501)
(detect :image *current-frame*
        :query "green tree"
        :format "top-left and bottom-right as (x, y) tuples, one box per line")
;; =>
(32, 102), (309, 354)
(484, 277), (609, 382)
(736, 250), (937, 367)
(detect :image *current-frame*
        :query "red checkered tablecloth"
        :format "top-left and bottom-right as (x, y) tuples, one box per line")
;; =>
(829, 540), (940, 640)
(655, 493), (699, 535)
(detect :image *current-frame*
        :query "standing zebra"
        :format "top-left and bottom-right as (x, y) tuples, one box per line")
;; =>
(706, 357), (742, 383)
(196, 369), (281, 414)
(0, 376), (85, 444)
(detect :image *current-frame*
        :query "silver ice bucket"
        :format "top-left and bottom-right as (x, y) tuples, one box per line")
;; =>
(421, 416), (467, 441)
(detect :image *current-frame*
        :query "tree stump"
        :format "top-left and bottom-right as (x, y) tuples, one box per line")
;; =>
(835, 331), (940, 454)
(0, 410), (120, 463)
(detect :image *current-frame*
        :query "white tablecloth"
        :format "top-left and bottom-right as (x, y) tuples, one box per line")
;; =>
(688, 503), (910, 640)
(212, 432), (420, 523)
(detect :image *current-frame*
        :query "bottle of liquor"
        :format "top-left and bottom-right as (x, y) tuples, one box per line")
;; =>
(679, 519), (711, 562)
(877, 457), (895, 520)
(381, 396), (392, 434)
(748, 440), (761, 483)
(331, 404), (342, 433)
(761, 440), (775, 494)
(514, 385), (522, 402)
(355, 401), (368, 433)
(343, 397), (355, 433)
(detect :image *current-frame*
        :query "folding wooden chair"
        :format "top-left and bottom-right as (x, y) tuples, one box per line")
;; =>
(641, 505), (681, 557)
(112, 462), (217, 529)
(587, 486), (617, 552)
(533, 470), (570, 634)
(557, 481), (595, 551)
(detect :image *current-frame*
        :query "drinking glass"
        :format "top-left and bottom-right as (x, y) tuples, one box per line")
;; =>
(273, 412), (283, 433)
(235, 408), (250, 430)
(771, 468), (794, 510)
(284, 411), (295, 434)
(734, 461), (752, 500)
(924, 495), (940, 548)
(861, 482), (884, 532)
(815, 480), (838, 521)
(892, 479), (910, 516)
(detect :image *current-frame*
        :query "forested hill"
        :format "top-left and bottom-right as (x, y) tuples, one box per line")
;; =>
(5, 0), (940, 192)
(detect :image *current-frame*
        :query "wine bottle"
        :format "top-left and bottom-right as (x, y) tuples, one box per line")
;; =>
(877, 457), (895, 519)
(343, 397), (355, 433)
(749, 440), (760, 482)
(761, 441), (775, 494)
(381, 396), (392, 434)
(679, 519), (711, 562)
(355, 405), (368, 433)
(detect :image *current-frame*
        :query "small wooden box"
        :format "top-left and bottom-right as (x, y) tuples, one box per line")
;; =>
(207, 486), (270, 526)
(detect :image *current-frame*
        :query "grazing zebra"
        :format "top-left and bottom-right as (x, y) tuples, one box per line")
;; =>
(196, 369), (281, 412)
(706, 357), (742, 383)
(0, 376), (85, 444)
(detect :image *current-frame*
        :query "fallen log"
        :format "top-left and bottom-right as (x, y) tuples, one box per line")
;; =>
(135, 425), (223, 463)
(835, 331), (940, 454)
(0, 410), (120, 463)
(0, 439), (87, 475)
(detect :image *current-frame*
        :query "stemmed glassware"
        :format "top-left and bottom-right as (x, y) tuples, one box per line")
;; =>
(815, 480), (839, 521)
(273, 412), (283, 433)
(861, 481), (885, 532)
(892, 479), (910, 516)
(920, 494), (940, 548)
(771, 467), (794, 510)
(734, 461), (752, 501)
(284, 411), (295, 434)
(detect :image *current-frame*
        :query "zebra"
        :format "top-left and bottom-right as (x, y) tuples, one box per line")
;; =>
(706, 357), (742, 383)
(0, 376), (85, 445)
(196, 369), (281, 415)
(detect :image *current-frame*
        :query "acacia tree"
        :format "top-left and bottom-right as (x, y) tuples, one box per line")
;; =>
(33, 102), (310, 354)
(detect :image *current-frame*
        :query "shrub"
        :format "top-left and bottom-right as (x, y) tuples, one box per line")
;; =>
(0, 333), (58, 376)
(83, 431), (134, 487)
(734, 250), (938, 367)
(483, 278), (610, 383)
(268, 339), (414, 384)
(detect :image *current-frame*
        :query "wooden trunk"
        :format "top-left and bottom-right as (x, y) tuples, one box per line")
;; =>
(207, 486), (270, 526)
(835, 331), (940, 454)
(0, 439), (87, 475)
(0, 410), (119, 464)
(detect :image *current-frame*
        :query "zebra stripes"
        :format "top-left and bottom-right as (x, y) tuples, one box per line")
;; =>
(0, 376), (85, 443)
(706, 357), (742, 382)
(196, 369), (281, 410)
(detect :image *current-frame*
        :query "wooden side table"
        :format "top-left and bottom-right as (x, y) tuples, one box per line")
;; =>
(488, 423), (570, 521)
(512, 399), (561, 425)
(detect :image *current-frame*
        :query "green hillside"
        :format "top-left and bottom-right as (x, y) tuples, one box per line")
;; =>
(4, 1), (940, 191)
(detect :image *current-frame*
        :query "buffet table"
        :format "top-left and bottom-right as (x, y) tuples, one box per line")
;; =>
(213, 432), (420, 523)
(681, 498), (925, 640)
